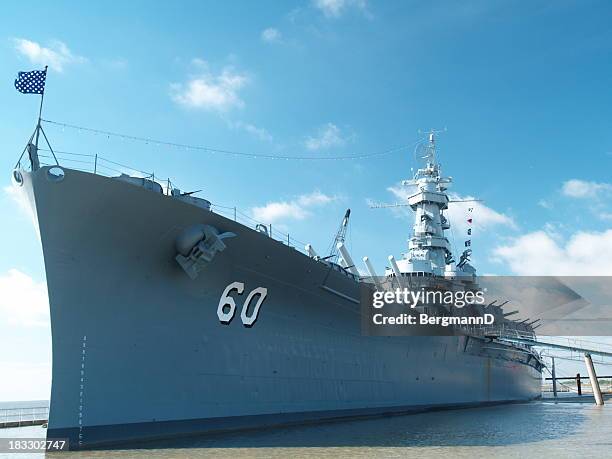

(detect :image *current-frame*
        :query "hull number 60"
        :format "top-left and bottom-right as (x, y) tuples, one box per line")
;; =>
(217, 282), (268, 327)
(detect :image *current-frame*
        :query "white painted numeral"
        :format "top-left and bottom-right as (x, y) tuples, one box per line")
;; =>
(217, 282), (268, 327)
(241, 287), (268, 327)
(217, 281), (244, 323)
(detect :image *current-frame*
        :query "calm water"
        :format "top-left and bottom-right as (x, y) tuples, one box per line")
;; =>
(1, 400), (610, 458)
(0, 402), (48, 409)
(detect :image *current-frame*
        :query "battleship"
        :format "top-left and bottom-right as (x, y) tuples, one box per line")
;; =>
(12, 123), (543, 449)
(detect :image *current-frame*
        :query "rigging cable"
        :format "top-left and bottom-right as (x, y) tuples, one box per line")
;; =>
(42, 119), (424, 161)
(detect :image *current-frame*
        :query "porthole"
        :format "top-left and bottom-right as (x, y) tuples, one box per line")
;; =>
(47, 166), (65, 182)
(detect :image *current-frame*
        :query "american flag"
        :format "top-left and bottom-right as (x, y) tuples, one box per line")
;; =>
(14, 68), (47, 94)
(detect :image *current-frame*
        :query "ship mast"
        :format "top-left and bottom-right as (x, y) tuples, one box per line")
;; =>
(385, 131), (460, 278)
(406, 132), (451, 275)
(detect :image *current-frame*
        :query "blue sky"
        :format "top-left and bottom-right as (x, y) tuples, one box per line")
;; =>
(1, 0), (612, 399)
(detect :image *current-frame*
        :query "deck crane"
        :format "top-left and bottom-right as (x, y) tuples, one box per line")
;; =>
(327, 209), (351, 265)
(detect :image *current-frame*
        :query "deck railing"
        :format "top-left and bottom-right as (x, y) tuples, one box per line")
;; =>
(17, 149), (315, 258)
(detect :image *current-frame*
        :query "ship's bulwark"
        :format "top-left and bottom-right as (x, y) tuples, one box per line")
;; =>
(19, 166), (541, 449)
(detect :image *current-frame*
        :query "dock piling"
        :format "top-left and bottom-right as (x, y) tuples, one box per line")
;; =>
(551, 357), (557, 398)
(584, 353), (604, 406)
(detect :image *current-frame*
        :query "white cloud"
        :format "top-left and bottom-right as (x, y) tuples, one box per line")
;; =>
(305, 123), (350, 151)
(538, 199), (553, 209)
(171, 61), (249, 112)
(386, 185), (516, 233)
(252, 191), (335, 223)
(559, 179), (612, 221)
(297, 191), (334, 206)
(191, 57), (208, 68)
(252, 201), (308, 222)
(312, 0), (367, 18)
(13, 38), (85, 72)
(0, 269), (49, 327)
(561, 179), (612, 198)
(445, 194), (516, 233)
(232, 121), (273, 142)
(493, 229), (612, 275)
(261, 28), (282, 43)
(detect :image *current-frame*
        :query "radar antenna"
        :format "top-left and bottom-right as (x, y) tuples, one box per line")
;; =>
(413, 128), (446, 170)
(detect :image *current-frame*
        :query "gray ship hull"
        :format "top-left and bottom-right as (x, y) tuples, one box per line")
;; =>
(17, 166), (541, 449)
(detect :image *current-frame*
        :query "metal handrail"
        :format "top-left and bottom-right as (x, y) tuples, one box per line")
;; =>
(22, 151), (313, 258)
(0, 406), (49, 426)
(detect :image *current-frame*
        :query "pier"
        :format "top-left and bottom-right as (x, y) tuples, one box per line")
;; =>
(542, 375), (612, 403)
(490, 332), (612, 406)
(0, 406), (48, 428)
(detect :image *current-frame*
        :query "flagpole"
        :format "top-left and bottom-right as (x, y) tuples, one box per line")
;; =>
(34, 65), (47, 150)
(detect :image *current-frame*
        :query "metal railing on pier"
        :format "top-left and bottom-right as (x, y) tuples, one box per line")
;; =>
(0, 406), (49, 428)
(542, 376), (612, 395)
